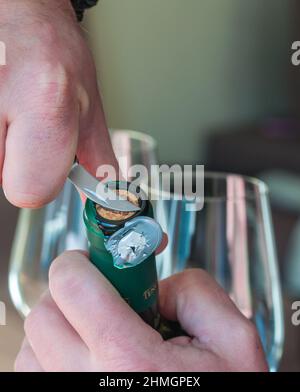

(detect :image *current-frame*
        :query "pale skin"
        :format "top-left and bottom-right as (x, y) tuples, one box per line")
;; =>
(1, 1), (268, 372)
(0, 0), (118, 207)
(15, 251), (269, 372)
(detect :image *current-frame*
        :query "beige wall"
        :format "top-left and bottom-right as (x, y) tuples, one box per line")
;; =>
(86, 0), (292, 163)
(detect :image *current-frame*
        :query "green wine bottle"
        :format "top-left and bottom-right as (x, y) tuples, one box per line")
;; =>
(83, 181), (162, 329)
(83, 181), (186, 339)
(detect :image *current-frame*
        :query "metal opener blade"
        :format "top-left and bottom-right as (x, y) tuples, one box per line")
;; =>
(68, 163), (140, 213)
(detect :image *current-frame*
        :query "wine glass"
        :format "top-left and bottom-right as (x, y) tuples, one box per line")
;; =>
(150, 171), (284, 371)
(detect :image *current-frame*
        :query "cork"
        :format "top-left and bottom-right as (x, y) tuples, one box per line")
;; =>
(96, 189), (139, 221)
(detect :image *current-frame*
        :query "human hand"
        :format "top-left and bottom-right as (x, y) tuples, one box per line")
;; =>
(15, 251), (268, 372)
(0, 0), (118, 208)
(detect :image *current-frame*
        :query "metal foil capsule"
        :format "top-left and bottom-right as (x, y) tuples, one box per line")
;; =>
(105, 216), (163, 269)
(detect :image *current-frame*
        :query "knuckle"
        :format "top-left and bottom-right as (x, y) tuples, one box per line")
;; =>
(25, 64), (77, 146)
(33, 62), (73, 110)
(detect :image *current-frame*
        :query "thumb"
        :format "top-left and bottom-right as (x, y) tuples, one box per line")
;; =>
(3, 105), (79, 208)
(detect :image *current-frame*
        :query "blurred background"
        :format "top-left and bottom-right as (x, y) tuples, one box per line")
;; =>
(1, 0), (300, 371)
